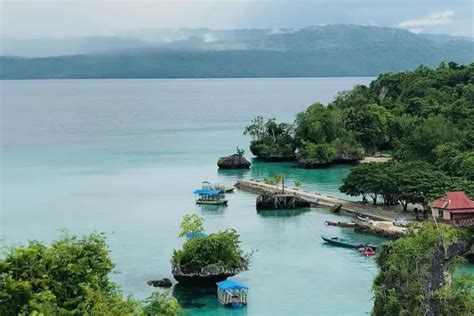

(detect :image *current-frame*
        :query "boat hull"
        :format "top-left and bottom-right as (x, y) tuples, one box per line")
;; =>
(321, 236), (377, 250)
(324, 221), (355, 228)
(196, 200), (228, 206)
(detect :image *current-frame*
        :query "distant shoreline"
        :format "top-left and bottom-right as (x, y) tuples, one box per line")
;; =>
(0, 76), (376, 81)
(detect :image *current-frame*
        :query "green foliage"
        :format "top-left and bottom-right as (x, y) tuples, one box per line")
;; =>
(244, 117), (296, 159)
(338, 62), (474, 209)
(372, 223), (474, 316)
(298, 143), (337, 164)
(178, 214), (205, 238)
(172, 229), (248, 274)
(264, 174), (285, 191)
(141, 292), (180, 316)
(0, 233), (180, 316)
(409, 115), (459, 162)
(344, 103), (392, 154)
(295, 104), (362, 163)
(340, 161), (452, 209)
(245, 63), (473, 171)
(294, 180), (302, 188)
(235, 146), (245, 156)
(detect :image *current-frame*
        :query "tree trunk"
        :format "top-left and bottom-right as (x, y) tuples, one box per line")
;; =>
(399, 199), (408, 212)
(368, 193), (377, 205)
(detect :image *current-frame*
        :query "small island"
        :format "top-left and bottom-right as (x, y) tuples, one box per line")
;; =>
(217, 147), (251, 169)
(171, 214), (250, 285)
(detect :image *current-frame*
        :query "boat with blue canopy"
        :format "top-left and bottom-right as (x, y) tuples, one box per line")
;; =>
(202, 181), (235, 193)
(193, 189), (228, 206)
(216, 279), (248, 308)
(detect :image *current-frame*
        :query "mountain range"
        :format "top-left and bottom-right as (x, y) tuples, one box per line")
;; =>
(1, 25), (473, 79)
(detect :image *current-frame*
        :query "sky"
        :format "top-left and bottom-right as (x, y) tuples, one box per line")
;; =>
(1, 0), (473, 38)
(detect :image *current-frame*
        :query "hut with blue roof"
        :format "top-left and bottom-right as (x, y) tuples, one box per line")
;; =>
(216, 279), (248, 307)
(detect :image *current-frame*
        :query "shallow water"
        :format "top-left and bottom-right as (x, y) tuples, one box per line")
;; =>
(2, 77), (395, 315)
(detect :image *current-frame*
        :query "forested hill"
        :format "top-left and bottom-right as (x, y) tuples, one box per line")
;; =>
(244, 62), (474, 210)
(1, 25), (473, 79)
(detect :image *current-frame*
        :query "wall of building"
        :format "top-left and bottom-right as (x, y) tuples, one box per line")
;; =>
(443, 210), (451, 220)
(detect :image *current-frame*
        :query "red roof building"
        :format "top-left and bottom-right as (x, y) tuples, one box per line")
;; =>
(432, 191), (474, 226)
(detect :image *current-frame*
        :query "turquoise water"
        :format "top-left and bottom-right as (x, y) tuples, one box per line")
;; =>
(1, 77), (390, 315)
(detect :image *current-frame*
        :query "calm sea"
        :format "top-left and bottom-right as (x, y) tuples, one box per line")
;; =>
(1, 78), (390, 315)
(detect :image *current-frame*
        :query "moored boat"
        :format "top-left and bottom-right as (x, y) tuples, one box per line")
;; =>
(321, 235), (377, 249)
(193, 189), (228, 206)
(202, 181), (234, 193)
(359, 247), (376, 256)
(356, 214), (373, 223)
(321, 236), (365, 248)
(324, 220), (356, 228)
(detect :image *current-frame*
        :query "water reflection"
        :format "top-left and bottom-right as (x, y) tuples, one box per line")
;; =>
(173, 283), (248, 316)
(257, 208), (311, 218)
(198, 204), (227, 214)
(217, 168), (251, 182)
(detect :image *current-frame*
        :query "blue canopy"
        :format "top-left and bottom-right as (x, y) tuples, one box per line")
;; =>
(185, 231), (207, 239)
(193, 189), (223, 196)
(216, 279), (248, 290)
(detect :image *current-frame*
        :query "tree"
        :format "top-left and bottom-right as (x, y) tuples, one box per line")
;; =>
(455, 151), (474, 181)
(0, 233), (180, 316)
(172, 229), (249, 274)
(372, 223), (474, 316)
(264, 174), (285, 192)
(294, 180), (302, 189)
(244, 117), (296, 159)
(409, 115), (459, 162)
(433, 142), (461, 176)
(298, 143), (337, 165)
(344, 104), (392, 155)
(142, 292), (180, 316)
(178, 214), (204, 238)
(243, 116), (265, 141)
(236, 146), (245, 156)
(341, 162), (452, 210)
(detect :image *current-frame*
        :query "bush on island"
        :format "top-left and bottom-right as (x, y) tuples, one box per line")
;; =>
(244, 116), (296, 160)
(0, 233), (180, 316)
(171, 214), (249, 283)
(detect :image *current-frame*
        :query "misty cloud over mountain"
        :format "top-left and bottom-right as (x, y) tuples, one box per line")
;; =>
(1, 25), (473, 79)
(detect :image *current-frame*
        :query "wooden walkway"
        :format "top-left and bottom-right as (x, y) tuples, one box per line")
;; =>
(235, 180), (415, 222)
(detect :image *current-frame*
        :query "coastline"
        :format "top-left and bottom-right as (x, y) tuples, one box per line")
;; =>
(235, 179), (415, 222)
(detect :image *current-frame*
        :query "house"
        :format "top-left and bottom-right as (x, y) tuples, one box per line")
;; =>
(432, 191), (474, 226)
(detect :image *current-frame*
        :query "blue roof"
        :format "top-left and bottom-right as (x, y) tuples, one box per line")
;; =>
(193, 189), (223, 196)
(185, 231), (207, 239)
(216, 279), (248, 290)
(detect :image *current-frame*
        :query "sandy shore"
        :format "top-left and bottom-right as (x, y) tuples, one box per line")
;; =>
(359, 156), (392, 163)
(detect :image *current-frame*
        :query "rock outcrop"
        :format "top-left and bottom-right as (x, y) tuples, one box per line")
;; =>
(147, 278), (173, 287)
(217, 154), (251, 169)
(172, 262), (248, 285)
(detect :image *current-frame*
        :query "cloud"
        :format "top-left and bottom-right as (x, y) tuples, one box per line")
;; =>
(408, 28), (423, 34)
(399, 10), (454, 28)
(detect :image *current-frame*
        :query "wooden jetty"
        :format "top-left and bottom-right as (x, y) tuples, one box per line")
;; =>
(256, 193), (311, 210)
(235, 180), (399, 221)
